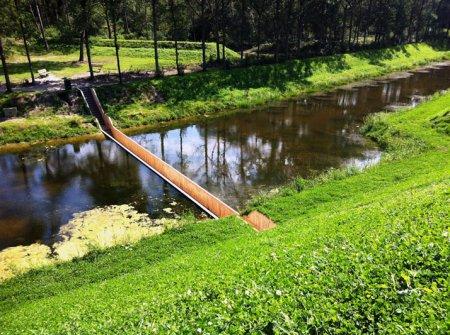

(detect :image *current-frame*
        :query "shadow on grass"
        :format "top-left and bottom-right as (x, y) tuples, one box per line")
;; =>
(351, 45), (413, 66)
(0, 60), (83, 80)
(148, 54), (349, 104)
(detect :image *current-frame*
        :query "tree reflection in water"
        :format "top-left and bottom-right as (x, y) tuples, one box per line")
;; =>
(1, 64), (449, 250)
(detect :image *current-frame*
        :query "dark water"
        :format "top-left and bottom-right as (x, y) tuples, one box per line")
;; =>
(1, 64), (449, 250)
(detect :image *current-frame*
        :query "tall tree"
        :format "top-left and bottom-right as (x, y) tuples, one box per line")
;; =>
(239, 0), (246, 61)
(151, 0), (160, 75)
(187, 0), (207, 70)
(168, 0), (181, 74)
(13, 0), (35, 84)
(0, 37), (12, 93)
(106, 0), (122, 83)
(79, 30), (85, 62)
(103, 3), (112, 39)
(81, 0), (94, 79)
(30, 0), (49, 50)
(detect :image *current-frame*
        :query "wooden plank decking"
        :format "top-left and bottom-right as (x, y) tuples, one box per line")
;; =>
(80, 87), (275, 231)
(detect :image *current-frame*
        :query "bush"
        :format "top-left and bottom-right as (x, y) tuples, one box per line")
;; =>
(90, 37), (219, 50)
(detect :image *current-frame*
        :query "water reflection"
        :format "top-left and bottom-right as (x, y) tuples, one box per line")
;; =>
(0, 140), (202, 249)
(0, 64), (449, 249)
(132, 65), (450, 207)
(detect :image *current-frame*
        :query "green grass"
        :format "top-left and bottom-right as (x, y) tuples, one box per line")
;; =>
(1, 43), (448, 147)
(101, 43), (449, 128)
(0, 91), (448, 333)
(0, 40), (239, 84)
(0, 112), (96, 146)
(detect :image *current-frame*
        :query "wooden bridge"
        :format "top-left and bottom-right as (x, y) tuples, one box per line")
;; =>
(79, 87), (275, 231)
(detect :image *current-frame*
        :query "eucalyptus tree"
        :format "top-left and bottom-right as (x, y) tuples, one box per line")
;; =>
(29, 0), (49, 50)
(105, 0), (123, 82)
(0, 2), (13, 92)
(151, 0), (161, 75)
(168, 0), (182, 74)
(13, 0), (35, 84)
(0, 37), (12, 92)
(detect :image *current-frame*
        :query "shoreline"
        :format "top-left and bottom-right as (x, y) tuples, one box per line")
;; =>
(0, 50), (449, 154)
(1, 92), (448, 332)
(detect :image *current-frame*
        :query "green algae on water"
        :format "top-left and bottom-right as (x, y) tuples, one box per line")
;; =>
(0, 205), (179, 281)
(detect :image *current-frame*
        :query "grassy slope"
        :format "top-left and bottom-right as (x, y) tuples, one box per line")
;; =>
(0, 93), (448, 334)
(0, 43), (448, 146)
(104, 43), (449, 128)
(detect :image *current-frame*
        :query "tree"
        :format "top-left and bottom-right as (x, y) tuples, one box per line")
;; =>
(187, 0), (208, 71)
(80, 0), (94, 79)
(105, 0), (122, 83)
(0, 37), (12, 92)
(168, 0), (181, 74)
(13, 0), (35, 84)
(151, 0), (161, 75)
(30, 0), (49, 50)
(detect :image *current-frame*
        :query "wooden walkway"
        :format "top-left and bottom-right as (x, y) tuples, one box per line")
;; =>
(79, 87), (275, 231)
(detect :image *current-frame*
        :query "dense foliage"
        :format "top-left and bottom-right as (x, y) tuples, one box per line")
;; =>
(1, 0), (449, 52)
(0, 0), (449, 91)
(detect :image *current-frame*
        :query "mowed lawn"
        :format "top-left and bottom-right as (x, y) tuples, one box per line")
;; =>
(0, 42), (239, 84)
(0, 92), (448, 333)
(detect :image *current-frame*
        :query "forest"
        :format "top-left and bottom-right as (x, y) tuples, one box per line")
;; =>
(0, 0), (449, 92)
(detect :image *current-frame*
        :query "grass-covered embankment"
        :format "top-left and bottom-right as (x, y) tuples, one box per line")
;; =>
(1, 91), (448, 333)
(1, 43), (448, 148)
(102, 43), (449, 127)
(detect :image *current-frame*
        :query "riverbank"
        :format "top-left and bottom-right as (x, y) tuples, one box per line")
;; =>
(1, 91), (448, 333)
(0, 43), (448, 149)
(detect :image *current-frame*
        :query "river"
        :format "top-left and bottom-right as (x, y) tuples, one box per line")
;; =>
(1, 63), (449, 250)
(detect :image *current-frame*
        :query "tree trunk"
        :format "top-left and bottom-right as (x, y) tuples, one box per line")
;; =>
(414, 0), (427, 41)
(168, 0), (180, 74)
(256, 14), (261, 61)
(296, 0), (303, 56)
(363, 0), (373, 45)
(221, 0), (226, 63)
(347, 5), (354, 49)
(79, 31), (85, 62)
(341, 4), (347, 49)
(85, 31), (94, 80)
(151, 0), (160, 75)
(112, 12), (122, 83)
(30, 4), (41, 38)
(407, 0), (418, 42)
(123, 4), (130, 34)
(239, 0), (245, 61)
(274, 0), (281, 62)
(105, 5), (112, 39)
(0, 38), (12, 93)
(14, 0), (35, 84)
(200, 0), (207, 71)
(34, 1), (49, 50)
(284, 0), (294, 60)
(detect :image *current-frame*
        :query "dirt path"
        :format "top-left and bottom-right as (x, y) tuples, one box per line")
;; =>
(0, 65), (203, 94)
